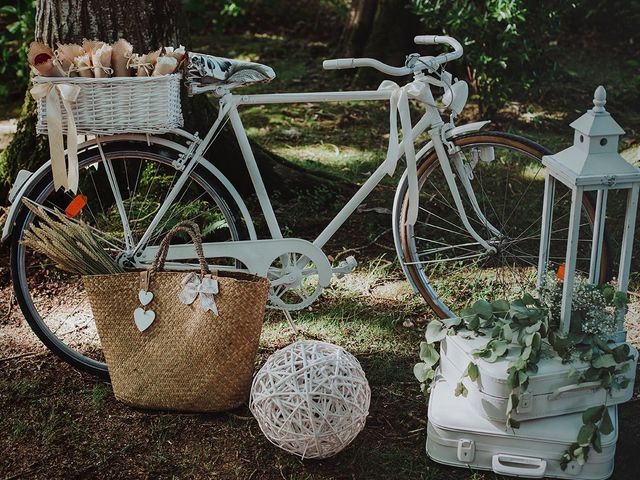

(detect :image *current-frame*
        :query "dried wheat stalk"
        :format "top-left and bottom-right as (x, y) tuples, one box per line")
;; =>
(21, 198), (124, 276)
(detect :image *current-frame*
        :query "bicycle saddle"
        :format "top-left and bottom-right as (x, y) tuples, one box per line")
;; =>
(187, 52), (275, 89)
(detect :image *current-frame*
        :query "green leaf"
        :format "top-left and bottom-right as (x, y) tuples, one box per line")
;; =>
(531, 332), (541, 351)
(602, 284), (615, 303)
(490, 339), (508, 358)
(582, 405), (605, 424)
(593, 432), (603, 453)
(472, 299), (493, 320)
(525, 321), (542, 334)
(413, 362), (436, 383)
(612, 344), (631, 363)
(507, 368), (519, 389)
(490, 324), (502, 338)
(502, 323), (513, 342)
(419, 342), (440, 368)
(522, 293), (536, 306)
(507, 417), (521, 429)
(613, 291), (628, 308)
(592, 354), (617, 369)
(442, 315), (462, 328)
(507, 392), (519, 413)
(467, 314), (480, 331)
(459, 307), (476, 320)
(492, 299), (510, 315)
(592, 335), (612, 353)
(425, 320), (447, 344)
(454, 382), (468, 397)
(577, 423), (596, 446)
(517, 370), (529, 388)
(510, 299), (529, 317)
(467, 362), (479, 382)
(599, 408), (614, 435)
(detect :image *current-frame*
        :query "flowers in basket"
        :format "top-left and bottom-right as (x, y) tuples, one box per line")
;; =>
(28, 38), (187, 78)
(29, 39), (187, 194)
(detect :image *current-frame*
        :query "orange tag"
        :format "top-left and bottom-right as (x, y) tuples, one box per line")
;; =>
(557, 263), (566, 282)
(65, 194), (87, 218)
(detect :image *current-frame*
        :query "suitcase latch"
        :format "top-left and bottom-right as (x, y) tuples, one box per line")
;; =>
(457, 439), (475, 462)
(517, 392), (533, 413)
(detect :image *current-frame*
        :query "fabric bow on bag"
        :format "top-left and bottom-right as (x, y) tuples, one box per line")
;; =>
(30, 82), (81, 193)
(378, 79), (426, 226)
(179, 272), (220, 315)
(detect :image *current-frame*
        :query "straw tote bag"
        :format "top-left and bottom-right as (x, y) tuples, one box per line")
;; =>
(83, 221), (270, 412)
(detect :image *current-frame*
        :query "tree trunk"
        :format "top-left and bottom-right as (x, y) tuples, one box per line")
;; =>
(0, 0), (342, 201)
(340, 0), (422, 85)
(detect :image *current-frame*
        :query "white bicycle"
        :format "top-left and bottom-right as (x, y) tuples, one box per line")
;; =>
(4, 35), (609, 376)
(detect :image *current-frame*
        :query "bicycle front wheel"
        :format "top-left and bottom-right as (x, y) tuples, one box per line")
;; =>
(395, 131), (610, 318)
(10, 141), (247, 377)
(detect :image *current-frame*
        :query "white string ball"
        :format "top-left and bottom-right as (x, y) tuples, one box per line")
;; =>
(250, 340), (371, 459)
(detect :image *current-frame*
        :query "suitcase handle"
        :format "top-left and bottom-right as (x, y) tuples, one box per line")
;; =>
(492, 454), (547, 477)
(548, 381), (601, 400)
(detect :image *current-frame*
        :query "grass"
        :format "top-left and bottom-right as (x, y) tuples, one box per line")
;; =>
(1, 16), (640, 480)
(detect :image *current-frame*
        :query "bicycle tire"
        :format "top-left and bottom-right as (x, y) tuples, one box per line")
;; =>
(10, 140), (249, 377)
(394, 131), (610, 318)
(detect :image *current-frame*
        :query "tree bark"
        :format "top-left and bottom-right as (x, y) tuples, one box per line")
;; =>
(339, 0), (422, 85)
(0, 0), (342, 201)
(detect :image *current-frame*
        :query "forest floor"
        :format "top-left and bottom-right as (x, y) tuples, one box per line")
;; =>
(2, 22), (640, 480)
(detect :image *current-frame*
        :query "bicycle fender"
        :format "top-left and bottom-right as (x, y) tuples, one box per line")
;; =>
(391, 119), (491, 293)
(1, 134), (257, 243)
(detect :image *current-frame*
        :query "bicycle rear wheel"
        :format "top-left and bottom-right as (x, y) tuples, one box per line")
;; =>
(10, 141), (247, 377)
(394, 132), (610, 318)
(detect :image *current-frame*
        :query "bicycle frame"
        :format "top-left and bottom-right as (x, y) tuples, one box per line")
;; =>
(128, 78), (499, 264)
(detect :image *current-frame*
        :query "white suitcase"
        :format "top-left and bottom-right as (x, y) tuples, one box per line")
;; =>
(440, 332), (637, 422)
(427, 377), (618, 480)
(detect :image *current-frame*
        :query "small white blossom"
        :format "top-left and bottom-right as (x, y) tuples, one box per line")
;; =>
(538, 275), (622, 338)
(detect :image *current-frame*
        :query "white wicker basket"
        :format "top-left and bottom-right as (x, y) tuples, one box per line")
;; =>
(33, 73), (183, 135)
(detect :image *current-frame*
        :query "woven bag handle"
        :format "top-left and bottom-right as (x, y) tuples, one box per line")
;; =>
(151, 221), (210, 275)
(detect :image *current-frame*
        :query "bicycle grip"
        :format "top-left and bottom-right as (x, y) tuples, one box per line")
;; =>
(322, 58), (356, 70)
(414, 35), (440, 45)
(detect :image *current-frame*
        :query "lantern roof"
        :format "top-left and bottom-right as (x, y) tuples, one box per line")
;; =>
(569, 86), (625, 137)
(542, 86), (640, 189)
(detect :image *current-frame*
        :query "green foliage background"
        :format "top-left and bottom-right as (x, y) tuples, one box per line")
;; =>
(410, 0), (640, 114)
(1, 0), (639, 114)
(0, 0), (35, 98)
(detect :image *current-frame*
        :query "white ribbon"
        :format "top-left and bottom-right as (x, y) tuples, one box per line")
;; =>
(179, 272), (220, 315)
(30, 82), (81, 193)
(378, 80), (425, 226)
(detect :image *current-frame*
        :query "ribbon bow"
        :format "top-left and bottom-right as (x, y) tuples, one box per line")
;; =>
(179, 272), (220, 315)
(30, 82), (81, 193)
(377, 79), (426, 226)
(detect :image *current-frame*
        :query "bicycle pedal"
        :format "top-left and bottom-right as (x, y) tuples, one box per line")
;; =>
(333, 255), (358, 278)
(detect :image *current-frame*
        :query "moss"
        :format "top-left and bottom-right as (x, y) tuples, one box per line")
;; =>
(0, 90), (48, 199)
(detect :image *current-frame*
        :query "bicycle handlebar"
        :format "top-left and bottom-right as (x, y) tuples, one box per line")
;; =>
(414, 35), (463, 64)
(322, 58), (414, 76)
(322, 34), (463, 76)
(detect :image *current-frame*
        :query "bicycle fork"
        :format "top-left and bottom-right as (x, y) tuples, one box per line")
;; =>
(429, 129), (499, 255)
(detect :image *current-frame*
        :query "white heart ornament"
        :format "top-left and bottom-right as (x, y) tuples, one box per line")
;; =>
(138, 289), (154, 306)
(134, 307), (155, 332)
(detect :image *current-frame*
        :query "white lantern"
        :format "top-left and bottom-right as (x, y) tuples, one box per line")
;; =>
(537, 86), (640, 337)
